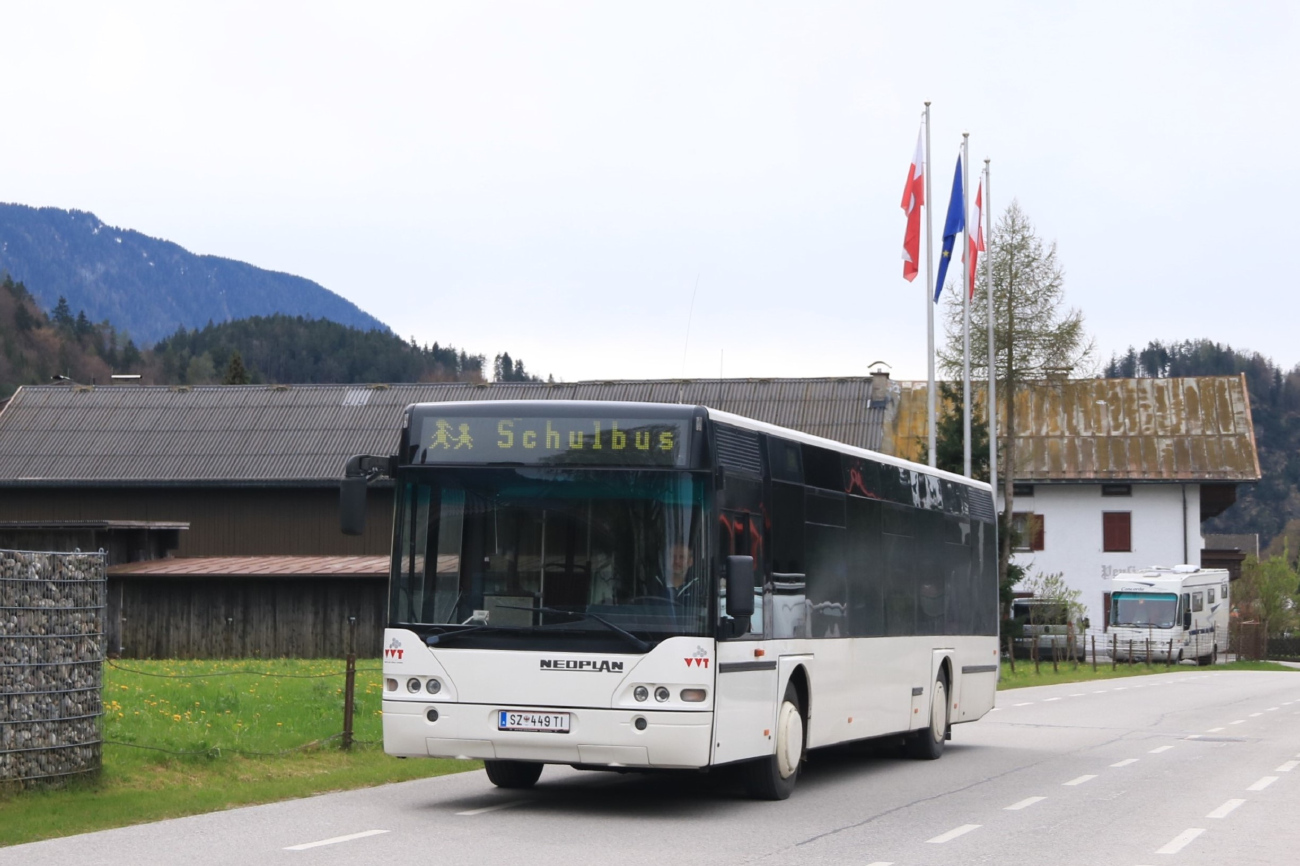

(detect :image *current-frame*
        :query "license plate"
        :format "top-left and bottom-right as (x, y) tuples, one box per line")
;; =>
(498, 710), (570, 733)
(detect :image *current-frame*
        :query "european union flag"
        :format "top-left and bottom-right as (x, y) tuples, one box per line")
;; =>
(933, 154), (965, 303)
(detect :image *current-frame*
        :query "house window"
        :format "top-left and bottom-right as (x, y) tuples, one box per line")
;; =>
(1102, 511), (1131, 552)
(1101, 484), (1132, 497)
(1013, 483), (1035, 497)
(1012, 512), (1044, 551)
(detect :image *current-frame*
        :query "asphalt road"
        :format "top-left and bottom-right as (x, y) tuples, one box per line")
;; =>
(6, 670), (1300, 866)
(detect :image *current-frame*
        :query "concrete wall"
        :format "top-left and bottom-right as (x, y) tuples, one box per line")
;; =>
(1000, 483), (1203, 625)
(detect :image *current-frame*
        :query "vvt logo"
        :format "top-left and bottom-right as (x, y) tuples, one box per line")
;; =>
(384, 637), (404, 661)
(684, 646), (710, 669)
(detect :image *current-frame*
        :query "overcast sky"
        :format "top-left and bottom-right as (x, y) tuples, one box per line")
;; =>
(3, 2), (1295, 382)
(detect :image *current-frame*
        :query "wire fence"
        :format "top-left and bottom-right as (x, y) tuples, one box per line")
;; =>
(1002, 624), (1235, 674)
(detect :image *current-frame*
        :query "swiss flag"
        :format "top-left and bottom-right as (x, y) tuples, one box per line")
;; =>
(900, 127), (925, 282)
(967, 181), (984, 298)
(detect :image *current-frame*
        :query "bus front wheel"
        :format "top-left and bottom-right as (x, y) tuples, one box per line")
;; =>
(740, 682), (804, 800)
(484, 759), (543, 789)
(906, 671), (949, 761)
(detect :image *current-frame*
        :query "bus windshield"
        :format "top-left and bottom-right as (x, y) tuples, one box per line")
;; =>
(391, 468), (709, 647)
(1110, 592), (1178, 629)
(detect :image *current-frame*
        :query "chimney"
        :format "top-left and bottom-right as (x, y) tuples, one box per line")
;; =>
(868, 363), (892, 408)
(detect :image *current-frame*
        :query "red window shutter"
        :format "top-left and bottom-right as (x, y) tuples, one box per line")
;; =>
(1103, 512), (1131, 552)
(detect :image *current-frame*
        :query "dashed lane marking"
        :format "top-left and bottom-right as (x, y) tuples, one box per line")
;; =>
(1207, 799), (1246, 819)
(1206, 727), (1225, 733)
(1111, 758), (1139, 767)
(925, 824), (981, 844)
(1063, 774), (1098, 786)
(1156, 828), (1205, 855)
(1005, 796), (1046, 811)
(1149, 745), (1174, 754)
(1278, 761), (1300, 773)
(1014, 702), (1033, 707)
(1247, 777), (1278, 792)
(285, 830), (389, 851)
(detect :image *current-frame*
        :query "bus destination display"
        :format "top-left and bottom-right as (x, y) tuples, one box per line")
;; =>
(415, 415), (689, 467)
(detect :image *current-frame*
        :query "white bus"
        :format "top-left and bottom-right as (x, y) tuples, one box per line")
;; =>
(1107, 566), (1230, 665)
(342, 401), (1000, 799)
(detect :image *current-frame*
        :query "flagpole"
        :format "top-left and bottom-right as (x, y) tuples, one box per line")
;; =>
(961, 133), (971, 478)
(924, 102), (936, 469)
(985, 158), (997, 497)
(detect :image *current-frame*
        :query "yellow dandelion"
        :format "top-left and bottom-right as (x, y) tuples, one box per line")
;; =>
(172, 714), (181, 721)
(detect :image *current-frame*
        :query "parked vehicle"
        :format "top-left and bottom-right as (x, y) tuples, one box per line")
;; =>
(1011, 598), (1086, 661)
(1106, 566), (1230, 665)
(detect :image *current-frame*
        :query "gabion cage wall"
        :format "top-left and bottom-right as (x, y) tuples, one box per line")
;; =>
(0, 549), (105, 785)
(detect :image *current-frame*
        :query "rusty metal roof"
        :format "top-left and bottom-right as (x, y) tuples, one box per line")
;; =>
(107, 555), (388, 578)
(0, 375), (1258, 485)
(887, 375), (1261, 482)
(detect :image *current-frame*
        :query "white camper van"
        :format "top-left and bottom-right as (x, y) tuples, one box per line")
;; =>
(1106, 566), (1230, 665)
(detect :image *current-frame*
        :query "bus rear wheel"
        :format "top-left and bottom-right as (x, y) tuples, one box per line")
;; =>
(905, 671), (949, 761)
(484, 759), (543, 789)
(741, 682), (804, 800)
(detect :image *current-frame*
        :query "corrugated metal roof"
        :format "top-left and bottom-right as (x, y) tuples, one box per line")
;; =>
(0, 375), (1259, 484)
(107, 555), (388, 578)
(0, 380), (888, 484)
(886, 375), (1260, 482)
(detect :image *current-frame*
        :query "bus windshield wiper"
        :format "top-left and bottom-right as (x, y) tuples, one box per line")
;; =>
(495, 604), (650, 653)
(423, 624), (520, 646)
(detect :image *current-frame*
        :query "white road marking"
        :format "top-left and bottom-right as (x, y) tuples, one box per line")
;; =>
(1070, 693), (1085, 697)
(1063, 774), (1097, 786)
(1005, 796), (1047, 810)
(1247, 776), (1278, 791)
(1149, 745), (1174, 754)
(1114, 687), (1128, 691)
(285, 830), (389, 851)
(1093, 689), (1108, 693)
(1279, 761), (1300, 772)
(1156, 828), (1205, 855)
(1206, 727), (1225, 733)
(1111, 758), (1139, 767)
(1044, 697), (1061, 702)
(1266, 707), (1278, 711)
(926, 824), (981, 844)
(457, 801), (529, 816)
(1207, 799), (1246, 819)
(865, 862), (894, 866)
(1250, 712), (1263, 717)
(1185, 734), (1203, 740)
(1229, 720), (1246, 725)
(1014, 702), (1033, 707)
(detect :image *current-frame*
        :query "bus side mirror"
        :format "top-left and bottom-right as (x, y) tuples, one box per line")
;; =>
(725, 555), (756, 620)
(340, 476), (369, 536)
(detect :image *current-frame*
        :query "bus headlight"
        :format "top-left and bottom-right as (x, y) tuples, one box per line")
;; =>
(425, 678), (442, 695)
(654, 686), (670, 702)
(407, 678), (421, 693)
(633, 685), (649, 702)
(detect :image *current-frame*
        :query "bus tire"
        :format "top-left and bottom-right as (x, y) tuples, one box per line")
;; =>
(906, 671), (949, 761)
(484, 759), (543, 789)
(740, 682), (804, 800)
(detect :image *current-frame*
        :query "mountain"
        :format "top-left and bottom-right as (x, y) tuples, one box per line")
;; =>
(0, 203), (388, 344)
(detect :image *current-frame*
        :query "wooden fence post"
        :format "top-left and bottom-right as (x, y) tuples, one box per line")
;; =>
(342, 653), (357, 750)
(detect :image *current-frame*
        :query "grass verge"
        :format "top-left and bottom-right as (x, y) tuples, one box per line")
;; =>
(997, 658), (1298, 689)
(0, 659), (474, 848)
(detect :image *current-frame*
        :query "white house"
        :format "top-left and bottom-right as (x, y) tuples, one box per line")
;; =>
(989, 376), (1260, 626)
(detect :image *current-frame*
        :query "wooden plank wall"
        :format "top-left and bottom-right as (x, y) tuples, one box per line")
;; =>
(114, 577), (387, 658)
(0, 487), (395, 557)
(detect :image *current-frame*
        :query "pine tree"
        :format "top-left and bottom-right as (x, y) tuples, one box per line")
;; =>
(52, 296), (74, 330)
(222, 350), (251, 385)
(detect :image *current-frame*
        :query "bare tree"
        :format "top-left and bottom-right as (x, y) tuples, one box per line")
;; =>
(938, 200), (1096, 589)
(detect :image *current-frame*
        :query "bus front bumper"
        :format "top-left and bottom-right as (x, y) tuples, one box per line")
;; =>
(382, 700), (714, 769)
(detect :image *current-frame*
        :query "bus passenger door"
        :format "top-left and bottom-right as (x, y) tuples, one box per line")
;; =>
(713, 511), (778, 766)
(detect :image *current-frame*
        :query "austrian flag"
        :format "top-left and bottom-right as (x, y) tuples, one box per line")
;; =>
(900, 127), (925, 282)
(967, 180), (984, 298)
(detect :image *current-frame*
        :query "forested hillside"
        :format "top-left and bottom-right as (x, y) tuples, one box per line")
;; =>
(1105, 340), (1300, 557)
(0, 277), (539, 398)
(0, 203), (388, 343)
